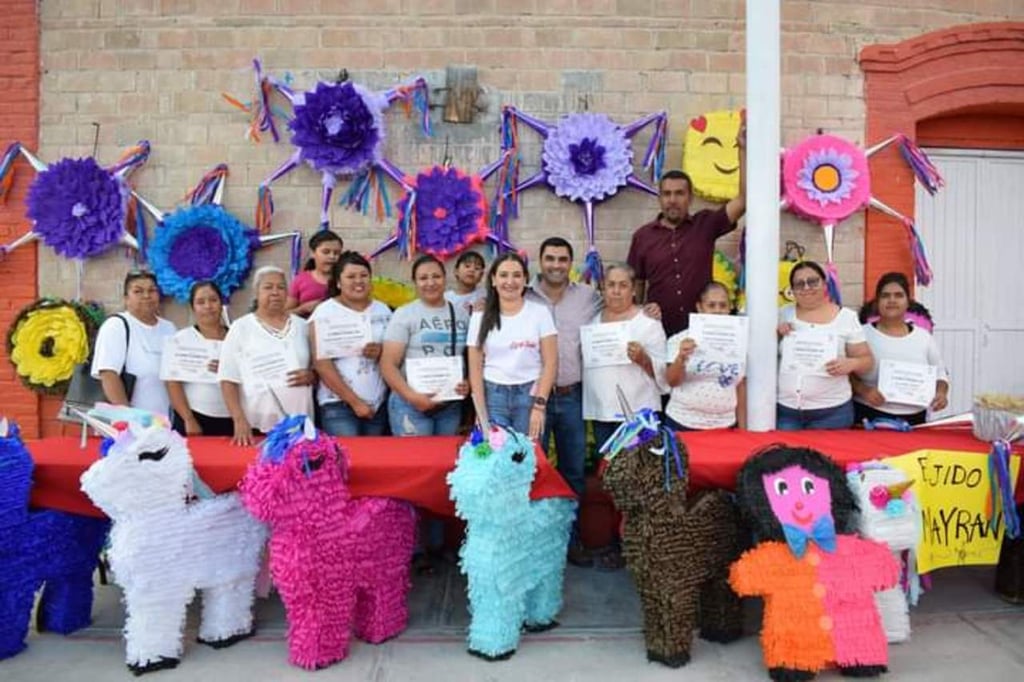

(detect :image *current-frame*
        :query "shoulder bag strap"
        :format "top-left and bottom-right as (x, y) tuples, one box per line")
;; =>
(448, 302), (457, 357)
(116, 314), (131, 373)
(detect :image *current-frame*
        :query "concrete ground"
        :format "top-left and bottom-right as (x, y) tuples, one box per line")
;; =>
(2, 562), (1022, 681)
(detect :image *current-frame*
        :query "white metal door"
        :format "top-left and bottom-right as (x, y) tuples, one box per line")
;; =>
(914, 149), (1024, 417)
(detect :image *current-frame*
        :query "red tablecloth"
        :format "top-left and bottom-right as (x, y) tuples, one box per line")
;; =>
(27, 436), (575, 519)
(26, 428), (1021, 520)
(681, 428), (1023, 495)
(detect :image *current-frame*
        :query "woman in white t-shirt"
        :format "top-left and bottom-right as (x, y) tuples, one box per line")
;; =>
(776, 261), (873, 430)
(852, 271), (949, 425)
(467, 252), (557, 439)
(664, 281), (746, 431)
(309, 251), (393, 436)
(381, 254), (470, 436)
(91, 271), (176, 417)
(583, 263), (666, 447)
(218, 266), (316, 445)
(161, 280), (232, 437)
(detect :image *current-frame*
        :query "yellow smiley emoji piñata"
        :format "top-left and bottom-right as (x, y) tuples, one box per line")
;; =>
(682, 110), (743, 203)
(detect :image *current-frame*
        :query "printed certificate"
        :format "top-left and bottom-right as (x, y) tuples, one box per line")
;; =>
(688, 313), (749, 360)
(878, 359), (937, 408)
(160, 337), (220, 384)
(406, 356), (464, 402)
(315, 315), (371, 359)
(246, 348), (293, 389)
(581, 321), (631, 368)
(780, 329), (837, 376)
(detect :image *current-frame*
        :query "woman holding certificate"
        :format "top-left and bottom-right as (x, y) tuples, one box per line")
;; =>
(852, 272), (949, 425)
(161, 281), (232, 436)
(381, 255), (470, 436)
(776, 261), (873, 430)
(309, 251), (393, 436)
(467, 253), (557, 439)
(218, 266), (316, 445)
(582, 264), (667, 446)
(664, 281), (747, 431)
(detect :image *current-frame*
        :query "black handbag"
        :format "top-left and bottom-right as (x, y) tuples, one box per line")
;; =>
(60, 315), (137, 422)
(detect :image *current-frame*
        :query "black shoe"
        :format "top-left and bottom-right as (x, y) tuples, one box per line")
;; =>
(768, 667), (816, 682)
(567, 542), (594, 568)
(197, 628), (256, 649)
(467, 647), (515, 661)
(646, 649), (691, 668)
(128, 657), (180, 676)
(840, 665), (887, 677)
(523, 620), (559, 634)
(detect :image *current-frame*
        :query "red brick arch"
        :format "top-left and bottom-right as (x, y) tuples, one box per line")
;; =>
(860, 22), (1024, 297)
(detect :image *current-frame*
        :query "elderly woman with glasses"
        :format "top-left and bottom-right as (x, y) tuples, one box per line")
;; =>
(775, 261), (873, 430)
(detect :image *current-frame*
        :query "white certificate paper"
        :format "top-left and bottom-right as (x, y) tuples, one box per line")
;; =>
(160, 337), (221, 384)
(878, 359), (937, 408)
(406, 356), (464, 402)
(246, 348), (294, 389)
(688, 313), (749, 360)
(780, 329), (837, 376)
(581, 322), (631, 368)
(315, 315), (371, 359)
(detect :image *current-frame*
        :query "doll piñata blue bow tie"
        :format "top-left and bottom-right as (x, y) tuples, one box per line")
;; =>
(782, 515), (837, 558)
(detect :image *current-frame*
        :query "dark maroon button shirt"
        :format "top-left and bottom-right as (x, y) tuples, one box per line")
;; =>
(627, 207), (736, 337)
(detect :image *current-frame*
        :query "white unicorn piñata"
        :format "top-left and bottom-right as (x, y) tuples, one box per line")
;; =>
(78, 406), (266, 675)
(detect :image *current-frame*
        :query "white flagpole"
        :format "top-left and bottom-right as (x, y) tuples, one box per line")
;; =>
(745, 0), (781, 430)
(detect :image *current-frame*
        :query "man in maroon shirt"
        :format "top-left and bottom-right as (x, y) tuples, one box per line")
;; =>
(627, 125), (746, 336)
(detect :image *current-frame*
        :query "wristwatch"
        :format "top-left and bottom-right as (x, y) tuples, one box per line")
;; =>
(533, 396), (548, 407)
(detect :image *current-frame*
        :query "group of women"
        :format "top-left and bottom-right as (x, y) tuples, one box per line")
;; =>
(90, 229), (950, 453)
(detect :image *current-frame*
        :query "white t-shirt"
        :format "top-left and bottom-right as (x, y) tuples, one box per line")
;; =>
(582, 311), (667, 422)
(310, 299), (392, 409)
(91, 312), (176, 417)
(665, 327), (745, 429)
(777, 305), (867, 410)
(856, 323), (949, 415)
(217, 313), (314, 433)
(159, 326), (230, 418)
(444, 288), (485, 315)
(466, 300), (557, 385)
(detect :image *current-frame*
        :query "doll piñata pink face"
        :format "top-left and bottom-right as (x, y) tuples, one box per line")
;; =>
(762, 465), (832, 532)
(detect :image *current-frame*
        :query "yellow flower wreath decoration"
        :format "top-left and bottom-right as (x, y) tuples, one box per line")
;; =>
(6, 298), (104, 394)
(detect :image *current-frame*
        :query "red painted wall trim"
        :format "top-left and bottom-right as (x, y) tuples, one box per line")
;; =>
(860, 22), (1024, 299)
(0, 0), (40, 436)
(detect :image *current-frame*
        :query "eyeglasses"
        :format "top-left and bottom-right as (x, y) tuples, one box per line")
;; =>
(791, 277), (822, 291)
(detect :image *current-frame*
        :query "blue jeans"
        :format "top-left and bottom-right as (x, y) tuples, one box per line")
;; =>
(543, 385), (586, 500)
(484, 379), (534, 435)
(776, 400), (854, 431)
(319, 400), (388, 437)
(387, 392), (462, 436)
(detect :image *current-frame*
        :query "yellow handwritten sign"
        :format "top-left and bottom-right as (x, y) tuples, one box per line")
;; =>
(885, 450), (1020, 573)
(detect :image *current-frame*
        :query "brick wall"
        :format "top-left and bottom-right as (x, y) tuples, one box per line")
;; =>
(0, 0), (40, 435)
(4, 1), (1023, 430)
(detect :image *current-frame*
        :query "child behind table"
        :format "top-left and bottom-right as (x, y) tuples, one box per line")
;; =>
(444, 250), (486, 313)
(286, 230), (344, 318)
(664, 281), (747, 431)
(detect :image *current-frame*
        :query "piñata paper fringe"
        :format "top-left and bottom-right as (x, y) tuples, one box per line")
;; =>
(901, 218), (933, 286)
(255, 185), (273, 234)
(897, 135), (944, 196)
(988, 440), (1021, 539)
(824, 261), (842, 305)
(187, 164), (229, 206)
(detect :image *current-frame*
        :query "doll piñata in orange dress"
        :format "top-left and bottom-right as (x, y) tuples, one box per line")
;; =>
(729, 445), (900, 681)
